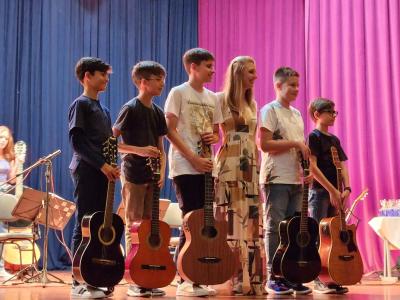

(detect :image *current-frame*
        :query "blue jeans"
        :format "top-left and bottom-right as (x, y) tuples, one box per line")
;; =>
(261, 184), (302, 280)
(308, 188), (336, 224)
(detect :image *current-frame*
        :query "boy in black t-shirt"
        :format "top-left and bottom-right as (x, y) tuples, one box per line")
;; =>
(113, 61), (168, 297)
(69, 57), (120, 298)
(307, 98), (351, 294)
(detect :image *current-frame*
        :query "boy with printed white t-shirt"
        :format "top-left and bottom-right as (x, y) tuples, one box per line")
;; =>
(164, 48), (222, 297)
(258, 67), (312, 295)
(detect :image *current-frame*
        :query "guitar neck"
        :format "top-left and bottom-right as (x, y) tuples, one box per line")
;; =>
(336, 166), (347, 229)
(300, 163), (310, 233)
(151, 176), (161, 236)
(204, 172), (214, 227)
(103, 178), (116, 229)
(15, 162), (23, 198)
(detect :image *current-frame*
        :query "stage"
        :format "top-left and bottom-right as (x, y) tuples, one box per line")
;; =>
(0, 271), (399, 299)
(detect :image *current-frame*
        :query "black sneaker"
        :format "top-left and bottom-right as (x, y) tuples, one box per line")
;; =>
(283, 280), (312, 295)
(328, 284), (349, 294)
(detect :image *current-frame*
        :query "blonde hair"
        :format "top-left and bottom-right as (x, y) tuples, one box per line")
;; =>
(222, 56), (256, 119)
(0, 125), (15, 161)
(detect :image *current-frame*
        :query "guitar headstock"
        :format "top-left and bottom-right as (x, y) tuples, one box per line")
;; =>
(14, 141), (27, 163)
(330, 146), (341, 168)
(356, 188), (368, 203)
(147, 157), (161, 180)
(102, 137), (118, 166)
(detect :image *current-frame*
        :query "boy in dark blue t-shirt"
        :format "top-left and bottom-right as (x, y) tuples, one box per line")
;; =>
(113, 61), (168, 297)
(69, 57), (120, 298)
(307, 98), (351, 294)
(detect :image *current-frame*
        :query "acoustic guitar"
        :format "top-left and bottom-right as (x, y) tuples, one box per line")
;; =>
(319, 146), (363, 285)
(72, 137), (125, 287)
(272, 153), (321, 283)
(177, 141), (236, 285)
(124, 157), (176, 288)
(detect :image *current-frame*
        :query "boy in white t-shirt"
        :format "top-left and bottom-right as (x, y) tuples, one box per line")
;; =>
(258, 67), (312, 295)
(164, 48), (223, 297)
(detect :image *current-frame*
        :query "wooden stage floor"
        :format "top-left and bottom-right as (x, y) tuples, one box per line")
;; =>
(0, 271), (399, 299)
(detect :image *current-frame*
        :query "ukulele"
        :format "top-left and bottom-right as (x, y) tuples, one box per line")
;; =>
(72, 137), (125, 288)
(177, 141), (236, 285)
(319, 146), (363, 285)
(124, 157), (176, 288)
(272, 153), (321, 283)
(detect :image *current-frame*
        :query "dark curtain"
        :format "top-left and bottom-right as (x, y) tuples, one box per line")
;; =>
(0, 0), (198, 270)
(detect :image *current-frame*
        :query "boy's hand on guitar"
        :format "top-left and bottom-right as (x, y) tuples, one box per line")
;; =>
(101, 163), (120, 181)
(191, 155), (213, 173)
(200, 132), (217, 145)
(303, 173), (313, 184)
(296, 142), (311, 161)
(138, 146), (160, 158)
(341, 190), (351, 202)
(329, 189), (342, 208)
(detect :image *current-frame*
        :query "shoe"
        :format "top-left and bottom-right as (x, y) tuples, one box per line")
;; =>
(200, 285), (217, 296)
(232, 282), (243, 295)
(283, 280), (312, 295)
(127, 285), (152, 297)
(328, 284), (349, 294)
(313, 280), (336, 294)
(265, 279), (293, 295)
(176, 281), (209, 297)
(71, 284), (108, 298)
(151, 288), (166, 297)
(0, 268), (13, 279)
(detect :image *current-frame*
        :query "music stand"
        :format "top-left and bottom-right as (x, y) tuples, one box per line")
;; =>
(11, 162), (75, 286)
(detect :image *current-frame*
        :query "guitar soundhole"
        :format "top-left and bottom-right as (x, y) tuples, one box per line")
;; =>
(99, 227), (114, 244)
(202, 226), (217, 239)
(148, 234), (161, 247)
(340, 230), (350, 244)
(296, 232), (310, 247)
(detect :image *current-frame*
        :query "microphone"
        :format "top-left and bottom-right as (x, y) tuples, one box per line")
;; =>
(40, 149), (61, 161)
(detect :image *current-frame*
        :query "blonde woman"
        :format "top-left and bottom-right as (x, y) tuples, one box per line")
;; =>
(215, 56), (264, 295)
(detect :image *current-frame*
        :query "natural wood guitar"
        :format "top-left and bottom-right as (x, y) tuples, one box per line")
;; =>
(272, 154), (321, 283)
(177, 142), (236, 285)
(72, 137), (124, 287)
(319, 147), (363, 285)
(124, 157), (176, 288)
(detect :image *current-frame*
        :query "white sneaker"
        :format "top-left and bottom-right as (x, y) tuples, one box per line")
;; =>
(0, 268), (13, 279)
(200, 285), (217, 296)
(176, 281), (209, 297)
(71, 284), (108, 298)
(127, 285), (152, 297)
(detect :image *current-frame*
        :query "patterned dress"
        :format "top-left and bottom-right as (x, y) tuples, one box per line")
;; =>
(215, 96), (265, 295)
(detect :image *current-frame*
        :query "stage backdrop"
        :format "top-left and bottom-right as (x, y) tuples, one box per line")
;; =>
(0, 0), (197, 270)
(199, 0), (400, 273)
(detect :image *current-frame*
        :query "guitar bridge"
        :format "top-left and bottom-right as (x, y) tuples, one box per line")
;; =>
(141, 264), (167, 270)
(198, 257), (221, 264)
(339, 255), (354, 261)
(297, 261), (309, 268)
(91, 258), (117, 266)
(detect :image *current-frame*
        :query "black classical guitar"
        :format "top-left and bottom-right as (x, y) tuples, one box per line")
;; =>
(272, 154), (321, 283)
(72, 137), (125, 287)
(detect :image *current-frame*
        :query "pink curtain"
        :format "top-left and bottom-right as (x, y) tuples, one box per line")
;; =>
(199, 0), (400, 273)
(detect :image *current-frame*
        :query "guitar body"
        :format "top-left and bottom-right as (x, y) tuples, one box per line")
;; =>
(73, 211), (125, 287)
(272, 218), (290, 277)
(177, 208), (236, 285)
(319, 216), (363, 285)
(125, 220), (176, 288)
(280, 216), (321, 283)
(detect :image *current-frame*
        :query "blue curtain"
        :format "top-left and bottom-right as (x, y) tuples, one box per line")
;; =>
(0, 0), (198, 270)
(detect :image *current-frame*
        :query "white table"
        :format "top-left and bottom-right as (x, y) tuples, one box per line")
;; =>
(369, 216), (400, 282)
